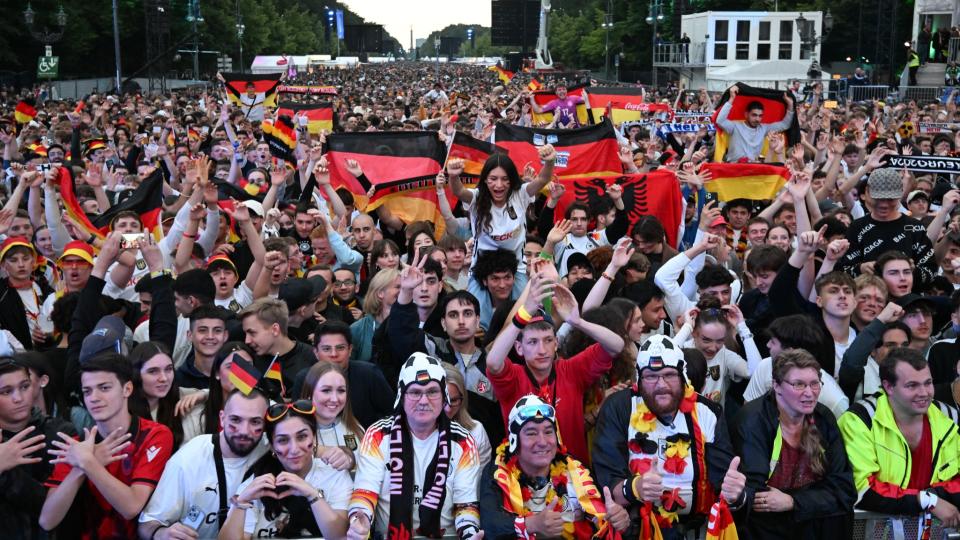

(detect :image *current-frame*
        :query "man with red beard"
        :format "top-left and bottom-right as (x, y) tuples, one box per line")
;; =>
(592, 335), (746, 538)
(39, 241), (94, 338)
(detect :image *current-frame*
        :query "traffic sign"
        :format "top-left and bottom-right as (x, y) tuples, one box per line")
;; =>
(37, 56), (59, 79)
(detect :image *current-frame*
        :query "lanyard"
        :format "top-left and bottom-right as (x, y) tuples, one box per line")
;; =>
(212, 435), (228, 529)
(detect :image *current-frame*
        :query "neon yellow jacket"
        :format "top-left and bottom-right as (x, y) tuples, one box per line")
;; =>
(838, 393), (960, 514)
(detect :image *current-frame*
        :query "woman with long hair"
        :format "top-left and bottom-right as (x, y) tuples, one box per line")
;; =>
(367, 238), (400, 276)
(128, 342), (187, 450)
(299, 362), (365, 473)
(442, 364), (491, 469)
(350, 269), (400, 363)
(674, 296), (761, 405)
(219, 401), (352, 539)
(403, 221), (437, 265)
(731, 349), (855, 539)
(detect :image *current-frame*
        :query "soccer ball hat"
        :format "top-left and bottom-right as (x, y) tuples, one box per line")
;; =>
(636, 334), (687, 384)
(507, 394), (558, 455)
(394, 352), (450, 409)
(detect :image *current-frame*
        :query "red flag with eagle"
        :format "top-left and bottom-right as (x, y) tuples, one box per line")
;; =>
(325, 131), (451, 235)
(493, 119), (621, 179)
(59, 166), (164, 241)
(711, 82), (799, 162)
(222, 72), (282, 109)
(276, 101), (334, 134)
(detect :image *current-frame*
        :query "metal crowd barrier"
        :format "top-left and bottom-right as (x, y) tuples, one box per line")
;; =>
(854, 510), (960, 540)
(950, 37), (960, 63)
(899, 85), (944, 103)
(849, 85), (891, 103)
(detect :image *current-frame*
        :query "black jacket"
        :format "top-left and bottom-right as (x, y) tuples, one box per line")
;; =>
(731, 393), (855, 540)
(0, 279), (52, 351)
(0, 408), (77, 540)
(838, 214), (937, 286)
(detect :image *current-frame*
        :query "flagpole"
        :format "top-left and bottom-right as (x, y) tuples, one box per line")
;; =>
(111, 0), (122, 93)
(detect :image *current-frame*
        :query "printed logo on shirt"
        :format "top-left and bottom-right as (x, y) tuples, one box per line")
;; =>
(344, 434), (358, 451)
(553, 151), (570, 168)
(476, 380), (489, 394)
(136, 259), (147, 271)
(228, 300), (241, 313)
(708, 365), (720, 381)
(146, 445), (161, 462)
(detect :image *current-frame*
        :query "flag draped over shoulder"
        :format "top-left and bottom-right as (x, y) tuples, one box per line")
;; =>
(276, 101), (334, 134)
(261, 116), (298, 164)
(711, 82), (799, 162)
(552, 171), (683, 247)
(59, 167), (164, 240)
(531, 85), (590, 126)
(326, 131), (450, 234)
(489, 65), (515, 85)
(446, 131), (507, 183)
(700, 163), (790, 202)
(222, 72), (282, 109)
(494, 119), (621, 179)
(584, 87), (647, 124)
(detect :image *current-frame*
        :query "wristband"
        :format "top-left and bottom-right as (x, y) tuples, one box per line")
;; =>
(306, 490), (324, 505)
(538, 251), (554, 261)
(183, 232), (198, 240)
(512, 313), (529, 330)
(601, 271), (615, 282)
(622, 476), (641, 505)
(517, 305), (534, 322)
(921, 490), (939, 510)
(150, 269), (171, 279)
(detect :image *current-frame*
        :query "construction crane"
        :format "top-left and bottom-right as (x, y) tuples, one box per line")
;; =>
(534, 0), (553, 69)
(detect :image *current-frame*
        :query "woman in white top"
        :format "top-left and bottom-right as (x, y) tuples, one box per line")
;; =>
(674, 297), (761, 406)
(300, 361), (365, 474)
(220, 401), (352, 540)
(442, 364), (492, 469)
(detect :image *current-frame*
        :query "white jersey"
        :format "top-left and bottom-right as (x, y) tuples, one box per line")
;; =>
(464, 187), (534, 273)
(555, 232), (607, 276)
(214, 282), (255, 313)
(139, 434), (267, 538)
(238, 457), (352, 537)
(135, 315), (191, 367)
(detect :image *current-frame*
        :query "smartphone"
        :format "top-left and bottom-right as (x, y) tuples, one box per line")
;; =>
(120, 233), (141, 250)
(201, 126), (210, 134)
(704, 191), (719, 205)
(152, 126), (161, 135)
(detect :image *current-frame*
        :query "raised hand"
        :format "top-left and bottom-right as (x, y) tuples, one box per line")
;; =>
(552, 283), (580, 324)
(446, 158), (464, 178)
(139, 232), (164, 273)
(720, 456), (746, 505)
(399, 256), (426, 291)
(344, 159), (363, 178)
(606, 183), (623, 201)
(0, 426), (45, 474)
(698, 201), (721, 231)
(609, 237), (635, 270)
(876, 302), (905, 324)
(538, 143), (557, 163)
(723, 304), (745, 326)
(546, 219), (573, 245)
(603, 486), (631, 532)
(824, 238), (850, 262)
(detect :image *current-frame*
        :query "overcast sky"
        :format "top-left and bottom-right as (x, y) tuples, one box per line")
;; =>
(341, 0), (490, 49)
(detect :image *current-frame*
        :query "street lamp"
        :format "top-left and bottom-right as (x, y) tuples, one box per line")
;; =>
(467, 28), (474, 54)
(235, 0), (244, 73)
(645, 0), (665, 90)
(23, 3), (68, 46)
(796, 11), (832, 61)
(186, 0), (204, 80)
(602, 6), (614, 81)
(434, 36), (441, 80)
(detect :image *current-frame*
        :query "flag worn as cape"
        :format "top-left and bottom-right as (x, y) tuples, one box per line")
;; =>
(584, 87), (647, 125)
(494, 119), (621, 179)
(325, 131), (450, 235)
(261, 116), (298, 164)
(489, 65), (515, 85)
(532, 85), (591, 126)
(276, 101), (334, 134)
(711, 82), (799, 162)
(700, 163), (790, 202)
(59, 167), (164, 241)
(446, 131), (507, 183)
(14, 100), (37, 125)
(552, 171), (683, 247)
(222, 72), (282, 109)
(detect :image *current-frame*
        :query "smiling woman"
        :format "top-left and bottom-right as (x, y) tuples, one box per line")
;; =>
(128, 341), (186, 451)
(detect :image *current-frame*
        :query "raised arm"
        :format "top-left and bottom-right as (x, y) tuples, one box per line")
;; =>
(525, 144), (556, 197)
(486, 271), (552, 376)
(554, 282), (624, 355)
(583, 238), (634, 312)
(445, 157), (473, 204)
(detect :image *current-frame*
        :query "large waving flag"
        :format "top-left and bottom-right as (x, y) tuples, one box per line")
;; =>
(14, 99), (37, 125)
(494, 119), (621, 179)
(59, 167), (164, 240)
(711, 82), (799, 162)
(700, 163), (790, 202)
(325, 131), (451, 234)
(531, 84), (590, 126)
(584, 87), (647, 125)
(222, 72), (282, 109)
(552, 171), (683, 247)
(276, 101), (334, 134)
(446, 131), (507, 183)
(488, 65), (515, 85)
(261, 116), (298, 164)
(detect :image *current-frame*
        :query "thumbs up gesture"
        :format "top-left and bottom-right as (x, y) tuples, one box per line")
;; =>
(639, 469), (664, 503)
(721, 456), (746, 505)
(603, 486), (631, 532)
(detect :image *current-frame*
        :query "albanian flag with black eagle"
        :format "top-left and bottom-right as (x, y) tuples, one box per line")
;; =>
(222, 72), (282, 109)
(276, 101), (334, 134)
(58, 166), (164, 240)
(711, 82), (800, 162)
(494, 119), (622, 179)
(261, 116), (298, 164)
(325, 131), (453, 235)
(446, 131), (507, 184)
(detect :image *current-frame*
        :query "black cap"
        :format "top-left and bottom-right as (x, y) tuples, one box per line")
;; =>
(895, 293), (935, 313)
(307, 275), (327, 297)
(278, 278), (316, 313)
(565, 252), (594, 276)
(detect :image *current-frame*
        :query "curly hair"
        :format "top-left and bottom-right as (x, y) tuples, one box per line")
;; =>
(472, 248), (518, 285)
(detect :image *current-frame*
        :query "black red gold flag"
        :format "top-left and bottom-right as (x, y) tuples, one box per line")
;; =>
(493, 119), (621, 179)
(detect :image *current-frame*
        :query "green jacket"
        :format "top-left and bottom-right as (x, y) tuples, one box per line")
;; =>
(838, 393), (960, 515)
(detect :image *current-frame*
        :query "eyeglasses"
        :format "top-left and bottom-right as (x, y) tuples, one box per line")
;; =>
(515, 403), (555, 422)
(447, 396), (464, 406)
(641, 371), (682, 385)
(782, 379), (822, 392)
(266, 399), (316, 422)
(318, 344), (349, 354)
(334, 279), (356, 287)
(405, 388), (444, 401)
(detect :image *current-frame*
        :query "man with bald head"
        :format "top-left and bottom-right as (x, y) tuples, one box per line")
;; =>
(351, 213), (377, 282)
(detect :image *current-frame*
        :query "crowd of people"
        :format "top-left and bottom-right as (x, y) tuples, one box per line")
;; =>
(2, 60), (960, 540)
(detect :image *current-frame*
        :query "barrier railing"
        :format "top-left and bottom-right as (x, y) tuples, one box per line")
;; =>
(854, 510), (960, 540)
(950, 37), (960, 63)
(653, 43), (706, 67)
(898, 85), (944, 103)
(848, 85), (891, 102)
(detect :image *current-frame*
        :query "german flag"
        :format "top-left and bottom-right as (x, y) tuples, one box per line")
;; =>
(583, 87), (647, 124)
(706, 499), (738, 540)
(264, 357), (285, 396)
(446, 131), (507, 184)
(227, 353), (262, 396)
(531, 84), (590, 126)
(276, 101), (334, 134)
(488, 65), (514, 85)
(14, 100), (36, 125)
(552, 170), (684, 247)
(222, 72), (282, 110)
(527, 78), (543, 92)
(493, 119), (621, 179)
(325, 131), (450, 235)
(261, 116), (298, 164)
(711, 82), (799, 162)
(59, 166), (165, 241)
(700, 162), (790, 202)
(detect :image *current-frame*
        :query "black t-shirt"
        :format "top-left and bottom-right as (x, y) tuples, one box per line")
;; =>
(254, 341), (317, 399)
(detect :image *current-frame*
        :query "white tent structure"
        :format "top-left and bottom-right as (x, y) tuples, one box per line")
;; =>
(704, 60), (831, 91)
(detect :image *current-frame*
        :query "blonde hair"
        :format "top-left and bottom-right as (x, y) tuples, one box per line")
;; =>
(442, 364), (477, 430)
(239, 298), (289, 334)
(362, 268), (400, 317)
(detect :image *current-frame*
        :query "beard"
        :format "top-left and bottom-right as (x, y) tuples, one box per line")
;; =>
(639, 385), (683, 418)
(224, 432), (259, 457)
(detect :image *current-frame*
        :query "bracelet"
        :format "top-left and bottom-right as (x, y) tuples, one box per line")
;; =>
(150, 269), (171, 279)
(622, 476), (641, 505)
(86, 234), (96, 244)
(183, 232), (198, 240)
(150, 525), (167, 540)
(512, 313), (529, 330)
(230, 494), (253, 510)
(601, 271), (615, 282)
(517, 305), (534, 322)
(307, 490), (324, 505)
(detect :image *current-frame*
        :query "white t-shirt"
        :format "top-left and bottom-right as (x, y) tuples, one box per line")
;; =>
(16, 284), (43, 336)
(39, 288), (59, 335)
(240, 93), (268, 122)
(833, 330), (857, 379)
(215, 282), (255, 313)
(139, 434), (267, 538)
(464, 186), (535, 272)
(238, 458), (352, 537)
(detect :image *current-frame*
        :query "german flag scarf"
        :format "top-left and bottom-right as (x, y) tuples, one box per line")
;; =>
(388, 412), (451, 539)
(493, 442), (619, 540)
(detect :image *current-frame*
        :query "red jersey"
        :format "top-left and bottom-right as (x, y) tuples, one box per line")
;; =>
(45, 416), (173, 540)
(489, 343), (613, 463)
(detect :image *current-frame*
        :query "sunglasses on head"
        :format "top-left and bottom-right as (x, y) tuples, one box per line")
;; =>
(266, 399), (316, 422)
(516, 403), (555, 423)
